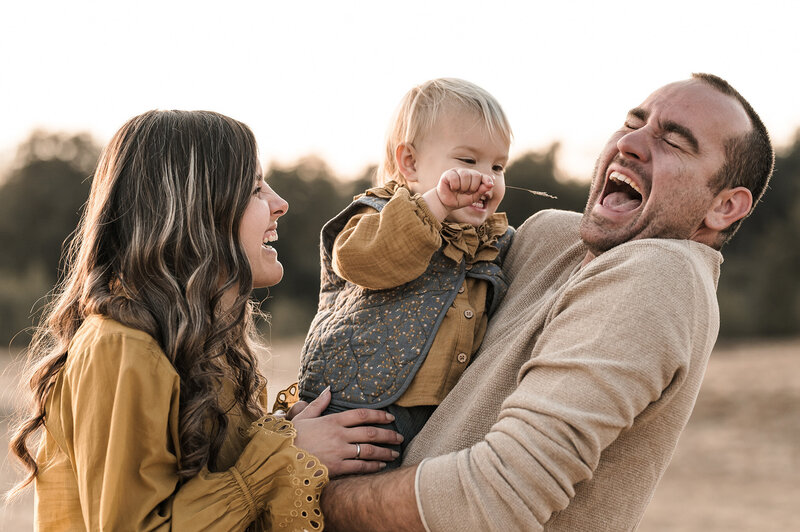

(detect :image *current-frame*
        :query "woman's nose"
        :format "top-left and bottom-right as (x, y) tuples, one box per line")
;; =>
(271, 191), (289, 217)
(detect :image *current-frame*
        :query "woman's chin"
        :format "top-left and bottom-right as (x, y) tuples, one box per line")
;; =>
(252, 263), (284, 289)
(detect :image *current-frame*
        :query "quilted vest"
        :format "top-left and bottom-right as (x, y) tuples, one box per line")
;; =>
(299, 194), (513, 409)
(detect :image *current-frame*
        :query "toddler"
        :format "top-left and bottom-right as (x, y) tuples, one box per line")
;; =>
(299, 78), (514, 459)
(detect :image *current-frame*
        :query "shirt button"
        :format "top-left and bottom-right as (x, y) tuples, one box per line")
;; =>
(457, 353), (468, 363)
(464, 310), (474, 319)
(458, 285), (465, 294)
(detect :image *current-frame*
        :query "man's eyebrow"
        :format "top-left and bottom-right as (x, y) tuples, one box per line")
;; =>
(628, 107), (648, 121)
(661, 120), (699, 154)
(627, 107), (699, 154)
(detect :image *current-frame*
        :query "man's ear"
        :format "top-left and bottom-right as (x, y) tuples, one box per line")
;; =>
(395, 143), (418, 183)
(704, 186), (753, 231)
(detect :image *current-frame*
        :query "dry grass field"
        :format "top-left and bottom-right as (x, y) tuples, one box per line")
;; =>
(1, 338), (798, 530)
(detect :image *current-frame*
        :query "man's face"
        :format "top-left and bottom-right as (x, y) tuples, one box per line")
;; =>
(580, 79), (751, 256)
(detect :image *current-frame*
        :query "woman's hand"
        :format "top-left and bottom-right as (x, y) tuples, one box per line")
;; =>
(291, 388), (404, 477)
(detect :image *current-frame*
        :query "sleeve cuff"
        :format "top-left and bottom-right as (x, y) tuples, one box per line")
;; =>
(415, 459), (434, 532)
(237, 415), (329, 530)
(409, 192), (444, 234)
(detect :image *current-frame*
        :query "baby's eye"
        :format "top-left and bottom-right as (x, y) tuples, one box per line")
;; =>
(456, 157), (476, 164)
(492, 164), (505, 172)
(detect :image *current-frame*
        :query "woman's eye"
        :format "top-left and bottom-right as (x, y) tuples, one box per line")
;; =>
(253, 186), (262, 195)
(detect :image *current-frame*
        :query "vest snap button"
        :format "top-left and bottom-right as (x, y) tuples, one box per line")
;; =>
(458, 285), (465, 294)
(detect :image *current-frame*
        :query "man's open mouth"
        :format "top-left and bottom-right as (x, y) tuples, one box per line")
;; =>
(600, 171), (643, 212)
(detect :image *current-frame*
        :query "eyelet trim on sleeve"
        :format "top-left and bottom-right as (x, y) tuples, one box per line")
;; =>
(246, 415), (328, 531)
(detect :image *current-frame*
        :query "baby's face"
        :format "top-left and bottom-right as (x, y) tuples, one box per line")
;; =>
(409, 107), (509, 227)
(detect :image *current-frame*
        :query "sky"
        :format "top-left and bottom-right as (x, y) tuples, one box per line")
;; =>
(2, 0), (799, 182)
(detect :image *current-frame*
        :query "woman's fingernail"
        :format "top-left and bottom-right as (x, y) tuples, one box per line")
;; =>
(386, 413), (395, 421)
(379, 462), (387, 469)
(391, 451), (400, 458)
(322, 386), (331, 395)
(396, 434), (404, 443)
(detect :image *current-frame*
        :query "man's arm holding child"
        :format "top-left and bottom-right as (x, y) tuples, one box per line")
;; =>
(321, 465), (423, 532)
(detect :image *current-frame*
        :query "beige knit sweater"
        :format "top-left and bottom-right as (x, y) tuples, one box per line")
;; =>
(403, 209), (722, 531)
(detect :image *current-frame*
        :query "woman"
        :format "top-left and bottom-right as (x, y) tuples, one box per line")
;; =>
(8, 110), (400, 531)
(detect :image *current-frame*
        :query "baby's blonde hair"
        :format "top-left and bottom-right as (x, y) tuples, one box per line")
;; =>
(376, 78), (512, 186)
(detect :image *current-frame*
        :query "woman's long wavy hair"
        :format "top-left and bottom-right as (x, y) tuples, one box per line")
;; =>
(8, 110), (268, 494)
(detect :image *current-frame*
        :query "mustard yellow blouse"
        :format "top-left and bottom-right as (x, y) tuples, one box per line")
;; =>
(332, 182), (509, 407)
(35, 315), (327, 531)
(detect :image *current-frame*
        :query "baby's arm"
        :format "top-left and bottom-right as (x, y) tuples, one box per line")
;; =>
(422, 168), (494, 222)
(332, 190), (442, 289)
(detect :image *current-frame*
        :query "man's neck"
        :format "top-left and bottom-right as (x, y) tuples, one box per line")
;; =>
(580, 250), (596, 268)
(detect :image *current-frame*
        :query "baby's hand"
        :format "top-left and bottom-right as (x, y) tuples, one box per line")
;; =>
(436, 168), (494, 210)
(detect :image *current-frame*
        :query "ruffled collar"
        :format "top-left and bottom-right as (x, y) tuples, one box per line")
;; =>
(365, 181), (509, 263)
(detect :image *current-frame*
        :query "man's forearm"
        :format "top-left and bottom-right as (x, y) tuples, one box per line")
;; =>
(321, 464), (426, 532)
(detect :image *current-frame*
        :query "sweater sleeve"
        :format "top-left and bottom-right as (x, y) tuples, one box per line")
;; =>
(43, 331), (327, 532)
(416, 242), (713, 531)
(332, 187), (443, 289)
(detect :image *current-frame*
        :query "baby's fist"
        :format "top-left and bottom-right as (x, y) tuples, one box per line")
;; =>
(437, 168), (494, 209)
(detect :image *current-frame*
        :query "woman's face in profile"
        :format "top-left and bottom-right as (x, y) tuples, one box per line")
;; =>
(239, 177), (289, 288)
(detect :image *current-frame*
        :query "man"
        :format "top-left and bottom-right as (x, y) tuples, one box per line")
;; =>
(316, 73), (774, 531)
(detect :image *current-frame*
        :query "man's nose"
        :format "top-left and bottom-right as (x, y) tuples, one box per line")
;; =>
(616, 129), (650, 163)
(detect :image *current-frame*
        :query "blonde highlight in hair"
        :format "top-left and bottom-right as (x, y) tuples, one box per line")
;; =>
(376, 78), (512, 185)
(9, 110), (268, 495)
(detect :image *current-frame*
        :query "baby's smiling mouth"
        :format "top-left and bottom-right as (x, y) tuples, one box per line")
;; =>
(601, 171), (643, 212)
(471, 194), (489, 209)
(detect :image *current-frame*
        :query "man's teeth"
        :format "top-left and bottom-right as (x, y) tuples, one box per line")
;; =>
(609, 171), (642, 195)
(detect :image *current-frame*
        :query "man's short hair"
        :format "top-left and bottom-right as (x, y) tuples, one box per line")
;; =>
(692, 73), (775, 245)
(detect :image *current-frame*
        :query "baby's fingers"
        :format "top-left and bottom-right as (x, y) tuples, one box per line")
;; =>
(476, 174), (495, 197)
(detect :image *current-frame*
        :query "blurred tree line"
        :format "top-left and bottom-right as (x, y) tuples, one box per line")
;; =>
(1, 131), (798, 346)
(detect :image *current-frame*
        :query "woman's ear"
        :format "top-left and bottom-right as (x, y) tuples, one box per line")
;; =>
(704, 186), (753, 232)
(395, 143), (418, 183)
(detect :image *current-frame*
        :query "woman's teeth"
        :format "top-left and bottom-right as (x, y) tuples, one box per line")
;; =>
(263, 230), (278, 247)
